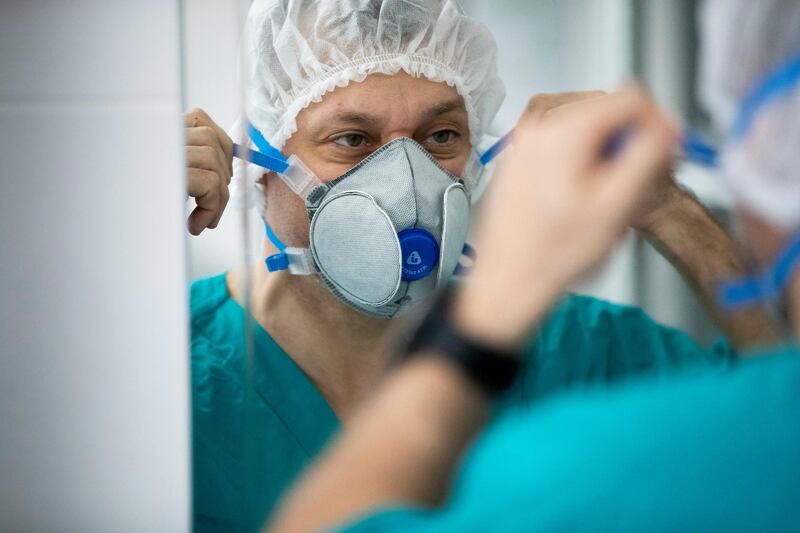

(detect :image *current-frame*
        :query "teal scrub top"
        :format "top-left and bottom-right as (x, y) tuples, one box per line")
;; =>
(341, 347), (800, 532)
(190, 273), (733, 532)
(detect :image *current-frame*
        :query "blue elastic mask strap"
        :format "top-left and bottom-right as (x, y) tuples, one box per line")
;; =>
(262, 218), (290, 272)
(247, 122), (287, 161)
(601, 127), (720, 167)
(481, 128), (719, 168)
(719, 232), (800, 310)
(731, 53), (800, 140)
(231, 122), (290, 174)
(479, 131), (513, 166)
(232, 144), (290, 173)
(681, 130), (719, 168)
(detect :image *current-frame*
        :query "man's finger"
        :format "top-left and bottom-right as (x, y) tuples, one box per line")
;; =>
(187, 167), (219, 199)
(208, 183), (230, 228)
(192, 171), (222, 212)
(538, 92), (609, 122)
(595, 113), (677, 216)
(186, 126), (231, 184)
(184, 108), (233, 174)
(187, 168), (223, 235)
(186, 145), (223, 175)
(560, 85), (657, 150)
(520, 91), (607, 125)
(188, 205), (218, 236)
(184, 107), (213, 128)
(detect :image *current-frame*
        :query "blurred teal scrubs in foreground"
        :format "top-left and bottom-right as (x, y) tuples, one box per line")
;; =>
(343, 347), (800, 532)
(190, 273), (734, 532)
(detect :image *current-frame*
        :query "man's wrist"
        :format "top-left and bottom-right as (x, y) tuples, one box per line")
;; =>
(451, 278), (558, 352)
(404, 288), (522, 395)
(636, 183), (697, 237)
(451, 286), (527, 351)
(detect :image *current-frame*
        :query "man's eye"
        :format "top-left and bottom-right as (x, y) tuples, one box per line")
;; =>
(430, 130), (457, 144)
(333, 134), (368, 148)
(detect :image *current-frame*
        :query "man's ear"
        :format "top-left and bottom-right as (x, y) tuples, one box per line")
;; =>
(259, 172), (270, 212)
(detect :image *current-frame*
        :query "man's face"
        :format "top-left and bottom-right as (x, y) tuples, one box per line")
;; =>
(263, 71), (471, 250)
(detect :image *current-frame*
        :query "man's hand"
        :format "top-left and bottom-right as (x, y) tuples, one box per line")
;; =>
(520, 91), (608, 122)
(519, 92), (778, 349)
(520, 91), (680, 232)
(454, 87), (678, 350)
(185, 108), (234, 235)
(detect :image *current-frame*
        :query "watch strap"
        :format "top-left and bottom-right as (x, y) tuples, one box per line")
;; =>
(404, 288), (521, 395)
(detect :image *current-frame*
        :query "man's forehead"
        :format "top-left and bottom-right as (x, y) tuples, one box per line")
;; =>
(299, 73), (468, 126)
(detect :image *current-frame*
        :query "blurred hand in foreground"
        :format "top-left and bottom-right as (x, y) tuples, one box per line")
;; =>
(455, 86), (678, 349)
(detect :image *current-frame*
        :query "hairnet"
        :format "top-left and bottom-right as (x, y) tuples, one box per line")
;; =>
(700, 0), (800, 228)
(244, 0), (504, 151)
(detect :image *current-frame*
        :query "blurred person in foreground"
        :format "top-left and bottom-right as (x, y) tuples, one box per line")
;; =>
(269, 0), (800, 531)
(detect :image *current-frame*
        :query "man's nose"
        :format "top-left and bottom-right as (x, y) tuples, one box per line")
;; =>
(383, 130), (415, 144)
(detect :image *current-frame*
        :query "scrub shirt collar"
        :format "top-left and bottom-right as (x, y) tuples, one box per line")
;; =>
(249, 318), (340, 457)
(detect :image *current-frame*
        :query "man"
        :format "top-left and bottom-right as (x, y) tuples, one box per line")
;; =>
(269, 0), (800, 531)
(184, 0), (775, 530)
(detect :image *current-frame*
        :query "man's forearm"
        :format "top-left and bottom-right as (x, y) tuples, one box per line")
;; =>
(267, 356), (489, 533)
(640, 185), (778, 349)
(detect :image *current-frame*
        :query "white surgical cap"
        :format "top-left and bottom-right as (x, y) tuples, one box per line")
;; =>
(700, 0), (800, 228)
(244, 0), (505, 150)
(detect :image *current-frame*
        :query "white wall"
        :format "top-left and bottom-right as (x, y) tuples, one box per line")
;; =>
(0, 1), (190, 531)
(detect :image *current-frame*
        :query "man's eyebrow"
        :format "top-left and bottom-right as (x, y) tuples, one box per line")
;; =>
(307, 111), (383, 138)
(327, 111), (383, 128)
(426, 99), (467, 118)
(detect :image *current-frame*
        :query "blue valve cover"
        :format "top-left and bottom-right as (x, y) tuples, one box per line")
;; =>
(398, 228), (439, 282)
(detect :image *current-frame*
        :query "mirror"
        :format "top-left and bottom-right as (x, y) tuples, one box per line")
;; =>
(181, 1), (722, 530)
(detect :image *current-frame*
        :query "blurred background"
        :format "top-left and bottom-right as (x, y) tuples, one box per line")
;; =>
(184, 0), (729, 344)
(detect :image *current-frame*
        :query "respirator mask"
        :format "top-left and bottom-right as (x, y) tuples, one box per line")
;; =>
(233, 124), (499, 319)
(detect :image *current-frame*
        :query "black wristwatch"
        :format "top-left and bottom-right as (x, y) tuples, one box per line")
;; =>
(404, 288), (521, 395)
